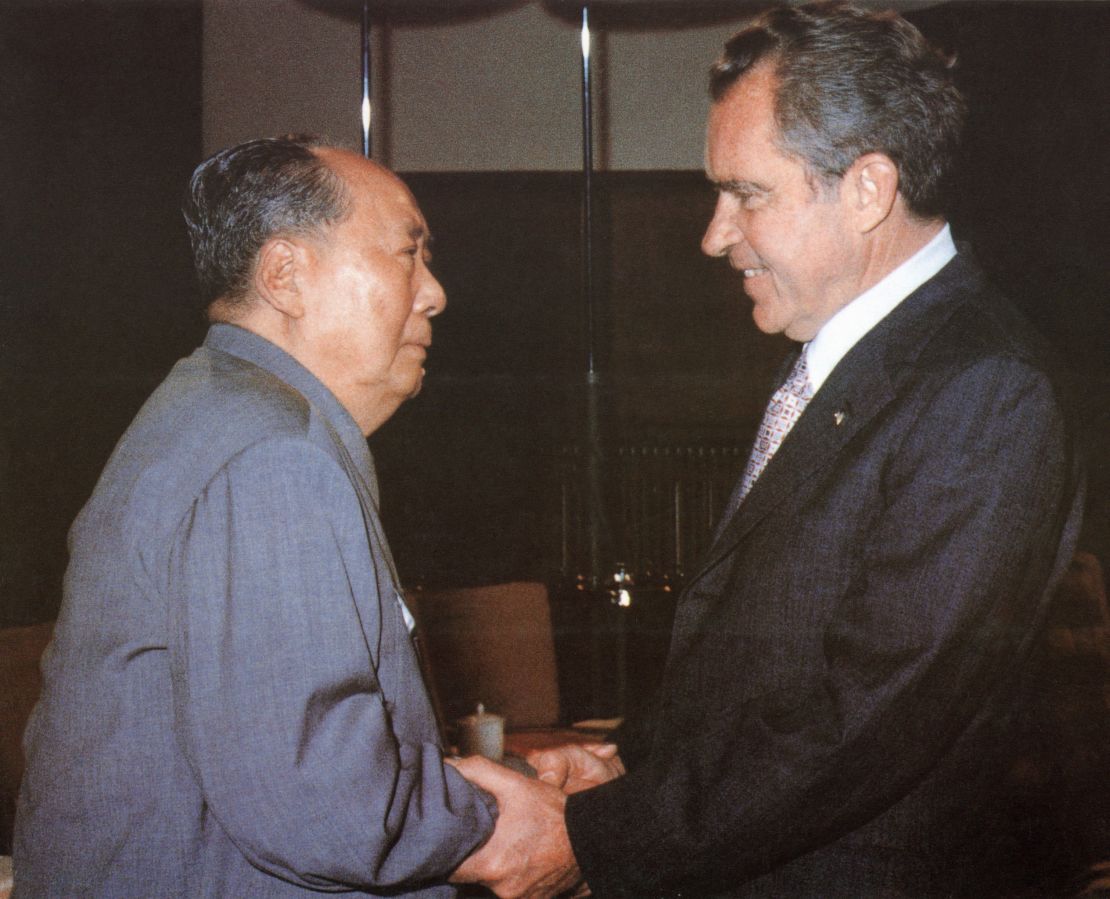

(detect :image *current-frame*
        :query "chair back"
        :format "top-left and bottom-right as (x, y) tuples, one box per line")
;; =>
(0, 621), (54, 854)
(408, 582), (560, 730)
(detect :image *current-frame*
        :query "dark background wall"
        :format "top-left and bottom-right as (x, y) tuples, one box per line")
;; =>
(379, 2), (1110, 589)
(1, 1), (205, 624)
(1, 2), (1107, 624)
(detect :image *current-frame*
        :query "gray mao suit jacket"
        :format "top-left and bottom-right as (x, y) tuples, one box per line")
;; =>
(14, 324), (495, 897)
(566, 250), (1085, 897)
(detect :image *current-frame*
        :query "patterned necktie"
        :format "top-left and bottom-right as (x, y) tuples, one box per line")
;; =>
(736, 349), (814, 503)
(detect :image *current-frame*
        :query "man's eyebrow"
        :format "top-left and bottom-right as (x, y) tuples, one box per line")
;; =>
(712, 179), (768, 194)
(408, 223), (431, 244)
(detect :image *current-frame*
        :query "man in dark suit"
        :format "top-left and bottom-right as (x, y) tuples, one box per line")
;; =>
(15, 137), (496, 896)
(450, 4), (1085, 896)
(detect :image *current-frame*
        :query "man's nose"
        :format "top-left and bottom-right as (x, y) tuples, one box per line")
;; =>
(701, 196), (739, 258)
(418, 268), (447, 318)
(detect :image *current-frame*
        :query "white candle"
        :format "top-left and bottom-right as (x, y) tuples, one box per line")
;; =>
(456, 703), (504, 761)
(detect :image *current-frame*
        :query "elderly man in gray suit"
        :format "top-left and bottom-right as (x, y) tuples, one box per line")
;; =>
(449, 4), (1086, 897)
(14, 136), (495, 896)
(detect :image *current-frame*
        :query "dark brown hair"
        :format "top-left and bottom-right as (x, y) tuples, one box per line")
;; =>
(182, 134), (350, 310)
(710, 2), (965, 218)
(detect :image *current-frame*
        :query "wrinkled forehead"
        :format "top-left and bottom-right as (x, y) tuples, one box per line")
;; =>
(368, 179), (428, 238)
(320, 147), (428, 236)
(705, 66), (783, 168)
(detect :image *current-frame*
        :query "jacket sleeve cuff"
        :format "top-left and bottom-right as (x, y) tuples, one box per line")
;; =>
(565, 770), (669, 898)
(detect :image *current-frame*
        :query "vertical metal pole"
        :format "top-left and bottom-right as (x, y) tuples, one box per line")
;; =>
(674, 476), (683, 574)
(579, 6), (612, 715)
(581, 6), (605, 590)
(361, 1), (372, 158)
(560, 479), (569, 577)
(581, 7), (596, 392)
(580, 6), (602, 588)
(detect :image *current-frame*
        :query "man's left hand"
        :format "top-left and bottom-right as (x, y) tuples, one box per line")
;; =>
(448, 755), (583, 898)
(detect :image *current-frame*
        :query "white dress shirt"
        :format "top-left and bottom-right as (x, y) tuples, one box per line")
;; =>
(805, 224), (957, 393)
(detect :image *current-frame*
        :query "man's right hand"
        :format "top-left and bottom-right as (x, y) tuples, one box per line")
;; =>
(448, 756), (582, 898)
(526, 743), (625, 794)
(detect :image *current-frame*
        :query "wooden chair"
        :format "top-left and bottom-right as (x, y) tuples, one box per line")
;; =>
(0, 621), (54, 856)
(406, 582), (560, 732)
(1009, 552), (1110, 892)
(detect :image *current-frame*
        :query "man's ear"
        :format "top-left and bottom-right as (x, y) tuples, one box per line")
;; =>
(253, 237), (309, 319)
(847, 152), (899, 233)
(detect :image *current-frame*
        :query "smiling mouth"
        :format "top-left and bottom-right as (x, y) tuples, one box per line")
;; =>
(742, 267), (768, 279)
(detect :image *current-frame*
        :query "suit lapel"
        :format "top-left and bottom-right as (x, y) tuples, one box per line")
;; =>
(709, 350), (801, 546)
(691, 340), (897, 587)
(683, 252), (981, 595)
(317, 416), (405, 655)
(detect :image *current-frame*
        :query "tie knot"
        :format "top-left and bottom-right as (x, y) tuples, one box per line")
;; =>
(783, 350), (813, 402)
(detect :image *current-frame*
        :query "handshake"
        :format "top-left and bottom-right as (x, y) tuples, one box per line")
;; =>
(447, 742), (626, 899)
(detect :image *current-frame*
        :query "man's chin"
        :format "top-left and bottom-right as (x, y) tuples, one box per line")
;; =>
(405, 370), (425, 399)
(750, 303), (786, 337)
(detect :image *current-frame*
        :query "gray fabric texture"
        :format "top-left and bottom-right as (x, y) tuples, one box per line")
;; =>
(14, 323), (495, 897)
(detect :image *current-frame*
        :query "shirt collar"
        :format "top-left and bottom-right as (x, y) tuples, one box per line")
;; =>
(805, 223), (957, 393)
(202, 323), (377, 494)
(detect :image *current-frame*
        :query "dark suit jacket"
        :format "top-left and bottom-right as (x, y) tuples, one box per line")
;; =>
(15, 325), (494, 897)
(566, 251), (1085, 897)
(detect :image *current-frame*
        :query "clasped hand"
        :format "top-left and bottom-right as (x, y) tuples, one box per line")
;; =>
(449, 743), (624, 898)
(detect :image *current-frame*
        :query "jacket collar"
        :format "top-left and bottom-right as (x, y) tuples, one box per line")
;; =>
(203, 323), (380, 505)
